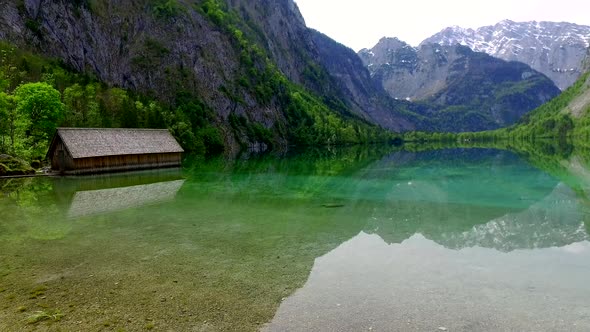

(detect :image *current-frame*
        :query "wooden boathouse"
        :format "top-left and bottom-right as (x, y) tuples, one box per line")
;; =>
(47, 128), (184, 174)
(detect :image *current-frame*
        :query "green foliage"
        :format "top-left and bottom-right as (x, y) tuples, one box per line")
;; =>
(152, 0), (185, 19)
(0, 42), (226, 159)
(1, 0), (399, 160)
(25, 19), (42, 35)
(132, 38), (171, 69)
(503, 72), (590, 140)
(407, 71), (590, 145)
(198, 0), (227, 26)
(197, 125), (224, 154)
(27, 310), (64, 324)
(14, 83), (65, 134)
(11, 83), (65, 158)
(0, 155), (35, 176)
(229, 113), (274, 149)
(284, 91), (389, 146)
(63, 83), (101, 127)
(302, 62), (330, 87)
(0, 92), (13, 153)
(196, 0), (395, 147)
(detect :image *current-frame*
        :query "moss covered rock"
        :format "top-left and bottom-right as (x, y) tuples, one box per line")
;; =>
(0, 163), (8, 176)
(0, 155), (35, 176)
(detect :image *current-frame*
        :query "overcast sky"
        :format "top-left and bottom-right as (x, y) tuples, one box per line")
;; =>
(294, 0), (590, 51)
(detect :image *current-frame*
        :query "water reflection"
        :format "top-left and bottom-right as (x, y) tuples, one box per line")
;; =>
(262, 148), (590, 331)
(437, 183), (589, 251)
(333, 149), (588, 250)
(0, 169), (185, 241)
(264, 232), (590, 332)
(1, 147), (590, 331)
(62, 172), (185, 218)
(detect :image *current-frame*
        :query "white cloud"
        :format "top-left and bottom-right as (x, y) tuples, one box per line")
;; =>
(294, 0), (590, 51)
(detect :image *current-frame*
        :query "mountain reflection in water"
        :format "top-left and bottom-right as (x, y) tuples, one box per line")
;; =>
(1, 147), (589, 331)
(264, 232), (590, 332)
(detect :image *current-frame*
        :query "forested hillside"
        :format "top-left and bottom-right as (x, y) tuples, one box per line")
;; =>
(0, 0), (581, 164)
(422, 53), (590, 144)
(0, 0), (408, 161)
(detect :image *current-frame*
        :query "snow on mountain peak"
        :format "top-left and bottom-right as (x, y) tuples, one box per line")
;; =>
(422, 20), (590, 90)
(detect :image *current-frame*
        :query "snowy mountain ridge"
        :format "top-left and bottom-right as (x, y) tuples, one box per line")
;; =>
(422, 20), (590, 90)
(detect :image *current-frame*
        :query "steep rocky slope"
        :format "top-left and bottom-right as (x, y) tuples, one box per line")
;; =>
(472, 47), (590, 140)
(310, 31), (415, 130)
(359, 39), (560, 131)
(0, 0), (415, 153)
(423, 20), (590, 90)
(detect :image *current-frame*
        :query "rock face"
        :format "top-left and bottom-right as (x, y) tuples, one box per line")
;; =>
(583, 47), (590, 73)
(422, 20), (590, 90)
(359, 37), (432, 101)
(310, 31), (415, 130)
(359, 39), (561, 131)
(0, 1), (253, 122)
(0, 1), (571, 136)
(0, 0), (415, 141)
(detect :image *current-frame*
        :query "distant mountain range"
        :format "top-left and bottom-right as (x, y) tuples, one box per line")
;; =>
(422, 20), (590, 90)
(359, 39), (560, 131)
(0, 3), (582, 146)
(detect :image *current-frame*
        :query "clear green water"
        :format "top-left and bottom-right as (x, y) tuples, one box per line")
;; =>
(1, 147), (589, 331)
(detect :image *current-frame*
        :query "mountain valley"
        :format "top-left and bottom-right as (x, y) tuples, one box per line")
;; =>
(0, 2), (588, 156)
(359, 38), (560, 131)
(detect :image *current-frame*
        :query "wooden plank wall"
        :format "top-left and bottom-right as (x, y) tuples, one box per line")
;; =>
(50, 140), (75, 171)
(68, 153), (182, 175)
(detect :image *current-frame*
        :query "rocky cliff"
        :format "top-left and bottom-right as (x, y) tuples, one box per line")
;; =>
(584, 47), (590, 73)
(1, 1), (574, 140)
(422, 20), (590, 90)
(310, 31), (415, 130)
(0, 0), (415, 151)
(359, 39), (561, 131)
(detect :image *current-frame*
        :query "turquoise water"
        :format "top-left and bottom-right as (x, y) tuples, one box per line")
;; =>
(1, 147), (589, 331)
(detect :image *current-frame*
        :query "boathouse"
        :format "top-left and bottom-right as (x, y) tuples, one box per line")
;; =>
(47, 128), (184, 174)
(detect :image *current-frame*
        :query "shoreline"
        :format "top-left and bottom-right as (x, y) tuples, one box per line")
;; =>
(0, 173), (57, 179)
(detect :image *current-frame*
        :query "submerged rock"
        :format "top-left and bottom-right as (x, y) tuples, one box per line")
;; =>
(321, 203), (345, 208)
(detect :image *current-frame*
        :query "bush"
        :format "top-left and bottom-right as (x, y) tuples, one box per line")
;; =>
(152, 0), (185, 18)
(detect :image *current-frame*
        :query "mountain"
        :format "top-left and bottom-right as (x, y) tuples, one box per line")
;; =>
(460, 47), (590, 141)
(309, 30), (417, 130)
(507, 67), (590, 139)
(0, 0), (415, 156)
(422, 20), (590, 90)
(0, 1), (577, 151)
(584, 46), (590, 72)
(359, 39), (560, 131)
(222, 0), (414, 130)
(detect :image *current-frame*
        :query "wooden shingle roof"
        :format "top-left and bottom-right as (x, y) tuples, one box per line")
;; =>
(54, 128), (184, 159)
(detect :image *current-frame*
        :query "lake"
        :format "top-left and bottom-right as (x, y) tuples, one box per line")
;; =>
(1, 146), (589, 331)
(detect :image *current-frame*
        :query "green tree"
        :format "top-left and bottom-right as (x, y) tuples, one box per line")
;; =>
(63, 83), (101, 127)
(99, 87), (128, 127)
(13, 82), (64, 157)
(0, 92), (11, 152)
(0, 92), (22, 154)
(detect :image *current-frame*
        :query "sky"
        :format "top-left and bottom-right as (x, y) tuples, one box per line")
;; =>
(294, 0), (590, 51)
